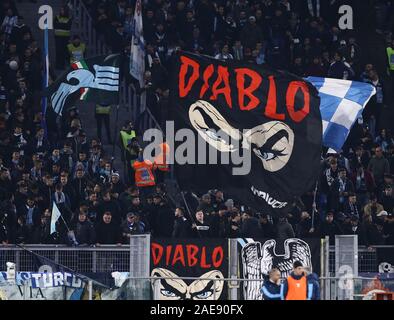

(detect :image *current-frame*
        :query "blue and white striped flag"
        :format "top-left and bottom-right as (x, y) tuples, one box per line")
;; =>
(50, 202), (62, 234)
(307, 77), (376, 152)
(130, 0), (145, 87)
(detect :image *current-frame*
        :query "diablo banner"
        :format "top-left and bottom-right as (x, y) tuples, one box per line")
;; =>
(169, 51), (322, 216)
(150, 238), (228, 300)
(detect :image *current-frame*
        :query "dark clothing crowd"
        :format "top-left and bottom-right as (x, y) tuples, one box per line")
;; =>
(0, 0), (394, 246)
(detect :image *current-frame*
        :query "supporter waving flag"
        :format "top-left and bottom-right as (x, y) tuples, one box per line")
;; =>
(306, 77), (376, 152)
(44, 54), (120, 115)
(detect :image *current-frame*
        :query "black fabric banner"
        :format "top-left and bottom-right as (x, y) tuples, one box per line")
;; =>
(44, 54), (120, 115)
(237, 238), (321, 300)
(169, 51), (322, 216)
(376, 247), (394, 273)
(150, 238), (228, 300)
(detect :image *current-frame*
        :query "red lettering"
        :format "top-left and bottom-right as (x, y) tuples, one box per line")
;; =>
(200, 247), (211, 268)
(210, 66), (232, 108)
(199, 64), (214, 98)
(212, 246), (224, 268)
(186, 244), (199, 267)
(286, 81), (310, 123)
(235, 68), (262, 111)
(166, 245), (172, 266)
(172, 244), (186, 267)
(151, 243), (163, 266)
(264, 75), (285, 120)
(179, 56), (200, 98)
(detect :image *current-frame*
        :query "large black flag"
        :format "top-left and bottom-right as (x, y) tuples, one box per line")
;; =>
(45, 54), (120, 115)
(169, 52), (322, 216)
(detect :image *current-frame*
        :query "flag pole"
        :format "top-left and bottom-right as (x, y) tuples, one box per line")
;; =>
(52, 201), (71, 233)
(112, 104), (120, 159)
(311, 180), (318, 230)
(41, 23), (49, 138)
(181, 191), (202, 238)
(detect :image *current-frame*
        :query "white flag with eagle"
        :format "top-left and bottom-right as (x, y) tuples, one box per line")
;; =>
(130, 0), (145, 87)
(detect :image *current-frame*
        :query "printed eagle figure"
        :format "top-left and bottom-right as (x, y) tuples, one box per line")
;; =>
(241, 238), (312, 300)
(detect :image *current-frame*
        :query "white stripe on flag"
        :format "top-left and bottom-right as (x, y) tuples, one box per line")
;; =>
(130, 0), (145, 87)
(50, 202), (62, 234)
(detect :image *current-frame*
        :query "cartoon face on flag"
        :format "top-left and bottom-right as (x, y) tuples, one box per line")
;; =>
(45, 54), (120, 115)
(169, 52), (322, 216)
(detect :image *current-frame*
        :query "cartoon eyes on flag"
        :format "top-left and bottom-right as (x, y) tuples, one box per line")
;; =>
(189, 100), (295, 172)
(151, 268), (224, 300)
(50, 64), (119, 115)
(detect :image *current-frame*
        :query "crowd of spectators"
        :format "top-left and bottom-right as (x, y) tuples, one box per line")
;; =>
(0, 0), (393, 247)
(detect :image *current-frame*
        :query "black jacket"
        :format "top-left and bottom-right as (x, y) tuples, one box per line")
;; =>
(97, 199), (123, 226)
(16, 205), (41, 227)
(260, 221), (276, 239)
(241, 217), (261, 238)
(94, 221), (122, 244)
(74, 220), (95, 245)
(151, 203), (174, 237)
(191, 220), (211, 238)
(320, 220), (343, 244)
(172, 216), (191, 238)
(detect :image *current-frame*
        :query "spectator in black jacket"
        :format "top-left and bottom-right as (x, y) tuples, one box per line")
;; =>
(95, 211), (122, 245)
(343, 216), (367, 246)
(73, 210), (95, 245)
(97, 190), (122, 226)
(15, 215), (29, 244)
(362, 213), (385, 246)
(228, 211), (241, 238)
(330, 167), (355, 212)
(295, 211), (316, 239)
(191, 210), (210, 238)
(320, 211), (343, 244)
(17, 196), (41, 231)
(259, 214), (276, 238)
(343, 193), (361, 220)
(209, 205), (229, 237)
(31, 214), (51, 244)
(151, 194), (174, 237)
(241, 210), (261, 238)
(121, 212), (145, 243)
(172, 207), (191, 238)
(276, 217), (295, 239)
(380, 185), (393, 213)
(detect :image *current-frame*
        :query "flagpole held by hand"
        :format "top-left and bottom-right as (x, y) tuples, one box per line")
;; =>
(181, 191), (202, 238)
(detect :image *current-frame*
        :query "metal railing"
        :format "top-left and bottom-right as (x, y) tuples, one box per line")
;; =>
(328, 246), (379, 275)
(0, 245), (131, 273)
(0, 244), (389, 275)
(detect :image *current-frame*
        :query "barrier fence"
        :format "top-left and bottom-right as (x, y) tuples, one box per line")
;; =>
(0, 244), (387, 274)
(0, 235), (393, 300)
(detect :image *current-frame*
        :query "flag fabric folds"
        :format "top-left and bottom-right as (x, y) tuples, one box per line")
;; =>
(306, 77), (376, 152)
(50, 202), (61, 234)
(45, 54), (120, 115)
(130, 0), (145, 87)
(169, 52), (322, 216)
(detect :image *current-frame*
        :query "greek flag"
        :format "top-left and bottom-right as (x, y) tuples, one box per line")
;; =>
(307, 77), (376, 152)
(130, 0), (145, 87)
(50, 202), (62, 234)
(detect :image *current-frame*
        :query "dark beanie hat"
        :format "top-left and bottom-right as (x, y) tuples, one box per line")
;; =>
(293, 261), (303, 269)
